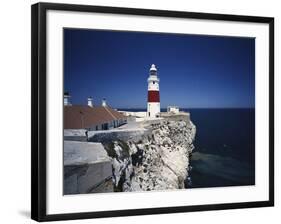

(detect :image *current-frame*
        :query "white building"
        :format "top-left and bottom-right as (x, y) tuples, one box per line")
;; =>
(147, 64), (160, 118)
(167, 106), (180, 114)
(87, 97), (93, 107)
(64, 94), (127, 130)
(64, 92), (72, 106)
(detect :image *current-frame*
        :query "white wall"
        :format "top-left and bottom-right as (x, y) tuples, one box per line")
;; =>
(148, 76), (160, 91)
(147, 102), (161, 118)
(0, 0), (280, 223)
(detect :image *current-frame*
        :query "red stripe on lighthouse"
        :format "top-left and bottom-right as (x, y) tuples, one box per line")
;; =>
(148, 91), (160, 102)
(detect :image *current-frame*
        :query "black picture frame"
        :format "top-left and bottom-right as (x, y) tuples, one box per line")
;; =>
(31, 2), (274, 222)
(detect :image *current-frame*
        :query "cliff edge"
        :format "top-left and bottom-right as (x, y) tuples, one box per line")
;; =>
(103, 119), (196, 192)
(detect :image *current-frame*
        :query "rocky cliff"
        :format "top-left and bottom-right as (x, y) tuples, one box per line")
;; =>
(102, 119), (196, 192)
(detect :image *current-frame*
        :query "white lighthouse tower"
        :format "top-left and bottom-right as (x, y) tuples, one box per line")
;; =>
(147, 64), (160, 118)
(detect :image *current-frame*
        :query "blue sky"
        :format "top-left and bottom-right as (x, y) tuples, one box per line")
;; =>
(64, 29), (255, 109)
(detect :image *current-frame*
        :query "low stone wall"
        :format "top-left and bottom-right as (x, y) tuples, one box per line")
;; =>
(88, 128), (151, 143)
(118, 111), (147, 118)
(64, 129), (87, 142)
(64, 141), (113, 194)
(64, 162), (113, 194)
(140, 118), (164, 127)
(160, 112), (190, 123)
(64, 135), (87, 142)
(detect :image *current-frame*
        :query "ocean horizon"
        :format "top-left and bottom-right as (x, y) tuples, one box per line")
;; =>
(117, 107), (254, 111)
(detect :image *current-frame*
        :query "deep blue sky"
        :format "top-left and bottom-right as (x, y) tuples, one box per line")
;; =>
(64, 29), (255, 109)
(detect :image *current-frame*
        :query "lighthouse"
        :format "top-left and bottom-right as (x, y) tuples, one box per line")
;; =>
(147, 64), (160, 118)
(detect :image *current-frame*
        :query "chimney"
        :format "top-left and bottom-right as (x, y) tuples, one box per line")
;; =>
(87, 97), (93, 107)
(102, 98), (107, 107)
(64, 92), (71, 106)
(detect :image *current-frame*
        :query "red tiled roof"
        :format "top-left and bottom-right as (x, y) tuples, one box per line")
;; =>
(64, 105), (126, 129)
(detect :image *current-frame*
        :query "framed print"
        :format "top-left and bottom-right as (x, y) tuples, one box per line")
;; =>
(31, 2), (274, 222)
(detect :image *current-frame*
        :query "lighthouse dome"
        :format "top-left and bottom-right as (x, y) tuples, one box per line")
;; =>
(150, 64), (157, 71)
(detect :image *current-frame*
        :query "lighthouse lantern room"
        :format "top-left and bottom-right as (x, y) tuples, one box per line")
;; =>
(147, 64), (160, 118)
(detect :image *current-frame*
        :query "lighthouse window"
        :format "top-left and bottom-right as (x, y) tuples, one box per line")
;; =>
(153, 81), (155, 84)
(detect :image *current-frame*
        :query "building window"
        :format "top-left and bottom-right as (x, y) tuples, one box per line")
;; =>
(102, 123), (109, 130)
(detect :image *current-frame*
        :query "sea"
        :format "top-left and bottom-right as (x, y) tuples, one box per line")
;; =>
(119, 108), (255, 188)
(185, 108), (255, 188)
